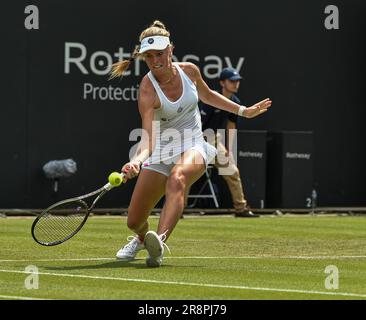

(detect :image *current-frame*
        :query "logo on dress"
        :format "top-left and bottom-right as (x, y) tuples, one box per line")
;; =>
(177, 106), (183, 113)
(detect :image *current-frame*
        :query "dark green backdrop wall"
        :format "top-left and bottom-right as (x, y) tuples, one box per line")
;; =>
(1, 0), (365, 208)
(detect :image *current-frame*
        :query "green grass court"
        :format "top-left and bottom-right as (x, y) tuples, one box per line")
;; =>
(1, 215), (366, 300)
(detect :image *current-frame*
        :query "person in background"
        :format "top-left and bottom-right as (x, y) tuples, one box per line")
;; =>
(199, 67), (260, 217)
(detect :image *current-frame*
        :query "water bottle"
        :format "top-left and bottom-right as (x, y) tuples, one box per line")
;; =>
(311, 189), (317, 211)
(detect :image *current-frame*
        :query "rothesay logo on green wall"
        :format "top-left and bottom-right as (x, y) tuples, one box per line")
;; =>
(64, 42), (245, 78)
(64, 42), (245, 102)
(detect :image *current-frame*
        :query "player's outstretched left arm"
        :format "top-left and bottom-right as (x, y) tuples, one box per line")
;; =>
(184, 62), (272, 118)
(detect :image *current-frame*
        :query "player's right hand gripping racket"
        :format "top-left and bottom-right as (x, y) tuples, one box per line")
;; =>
(31, 172), (125, 246)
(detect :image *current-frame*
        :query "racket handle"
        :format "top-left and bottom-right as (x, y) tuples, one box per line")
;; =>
(104, 183), (114, 191)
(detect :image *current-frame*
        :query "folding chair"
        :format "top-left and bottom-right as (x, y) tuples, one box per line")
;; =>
(186, 165), (219, 208)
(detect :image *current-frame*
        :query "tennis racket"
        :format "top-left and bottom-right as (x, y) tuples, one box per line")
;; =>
(31, 172), (125, 246)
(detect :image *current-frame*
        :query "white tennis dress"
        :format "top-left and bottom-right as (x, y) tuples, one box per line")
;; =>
(142, 63), (217, 176)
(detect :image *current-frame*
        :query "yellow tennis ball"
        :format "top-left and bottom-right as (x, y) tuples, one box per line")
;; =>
(108, 172), (122, 187)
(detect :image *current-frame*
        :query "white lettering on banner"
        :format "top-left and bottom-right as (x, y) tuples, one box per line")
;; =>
(65, 42), (245, 102)
(203, 55), (222, 79)
(65, 42), (88, 74)
(64, 42), (245, 79)
(90, 51), (113, 75)
(83, 83), (139, 101)
(239, 151), (263, 159)
(285, 152), (311, 160)
(225, 56), (245, 71)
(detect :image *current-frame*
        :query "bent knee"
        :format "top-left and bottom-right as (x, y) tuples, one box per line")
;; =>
(167, 167), (186, 192)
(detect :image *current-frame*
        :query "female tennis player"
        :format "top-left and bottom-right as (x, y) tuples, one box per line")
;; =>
(111, 20), (272, 267)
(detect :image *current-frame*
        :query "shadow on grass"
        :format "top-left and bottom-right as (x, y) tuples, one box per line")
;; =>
(43, 259), (201, 271)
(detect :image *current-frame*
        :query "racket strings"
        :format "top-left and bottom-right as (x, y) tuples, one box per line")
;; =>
(33, 201), (88, 244)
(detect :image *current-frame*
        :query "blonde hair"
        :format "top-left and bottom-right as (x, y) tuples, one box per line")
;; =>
(109, 20), (170, 80)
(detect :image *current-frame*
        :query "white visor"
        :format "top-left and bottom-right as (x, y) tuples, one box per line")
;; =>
(139, 36), (170, 54)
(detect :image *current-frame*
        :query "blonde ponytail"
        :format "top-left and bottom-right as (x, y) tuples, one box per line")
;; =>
(109, 59), (131, 80)
(109, 45), (140, 80)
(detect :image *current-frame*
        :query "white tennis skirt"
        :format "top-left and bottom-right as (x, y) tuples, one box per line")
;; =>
(142, 140), (217, 177)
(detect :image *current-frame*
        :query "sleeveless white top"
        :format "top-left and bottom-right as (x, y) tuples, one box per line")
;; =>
(147, 63), (216, 165)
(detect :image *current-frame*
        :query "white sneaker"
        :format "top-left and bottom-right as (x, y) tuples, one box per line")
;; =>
(116, 236), (144, 261)
(144, 231), (170, 268)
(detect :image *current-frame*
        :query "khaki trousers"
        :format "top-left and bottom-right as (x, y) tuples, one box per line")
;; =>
(209, 133), (248, 211)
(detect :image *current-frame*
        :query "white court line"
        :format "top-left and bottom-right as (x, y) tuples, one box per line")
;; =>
(0, 294), (52, 300)
(1, 255), (366, 263)
(168, 255), (366, 260)
(0, 268), (365, 298)
(0, 258), (115, 263)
